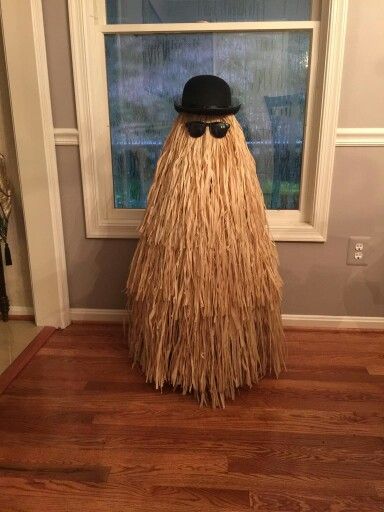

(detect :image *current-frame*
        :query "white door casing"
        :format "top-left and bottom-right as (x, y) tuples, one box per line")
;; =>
(0, 0), (70, 328)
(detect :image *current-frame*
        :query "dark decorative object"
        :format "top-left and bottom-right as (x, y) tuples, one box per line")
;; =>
(0, 153), (12, 322)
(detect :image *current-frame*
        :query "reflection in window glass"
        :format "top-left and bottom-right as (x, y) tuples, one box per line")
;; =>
(105, 31), (310, 209)
(106, 0), (312, 24)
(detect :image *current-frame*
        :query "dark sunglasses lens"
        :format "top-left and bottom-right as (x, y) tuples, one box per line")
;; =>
(186, 122), (206, 138)
(209, 122), (230, 138)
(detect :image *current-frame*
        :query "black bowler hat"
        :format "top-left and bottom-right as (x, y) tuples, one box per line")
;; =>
(174, 75), (241, 116)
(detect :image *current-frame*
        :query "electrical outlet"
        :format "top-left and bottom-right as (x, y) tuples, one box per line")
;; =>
(346, 236), (371, 266)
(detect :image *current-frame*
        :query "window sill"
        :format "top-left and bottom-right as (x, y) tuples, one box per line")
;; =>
(85, 209), (326, 242)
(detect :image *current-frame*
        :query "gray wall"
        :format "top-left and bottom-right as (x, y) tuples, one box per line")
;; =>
(43, 0), (384, 316)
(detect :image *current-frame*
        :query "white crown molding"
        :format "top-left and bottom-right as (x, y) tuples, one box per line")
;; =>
(69, 308), (384, 330)
(53, 128), (79, 146)
(336, 128), (384, 147)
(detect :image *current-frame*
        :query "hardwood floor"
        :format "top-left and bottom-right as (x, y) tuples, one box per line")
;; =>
(0, 324), (383, 511)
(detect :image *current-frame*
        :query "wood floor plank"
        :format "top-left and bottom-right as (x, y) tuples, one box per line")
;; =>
(105, 471), (379, 498)
(0, 496), (70, 512)
(2, 388), (382, 415)
(91, 404), (384, 437)
(283, 329), (384, 342)
(250, 492), (384, 512)
(0, 431), (106, 449)
(228, 452), (384, 480)
(150, 486), (251, 511)
(286, 340), (384, 353)
(286, 354), (381, 368)
(279, 367), (384, 383)
(38, 346), (127, 358)
(100, 426), (384, 454)
(0, 463), (110, 484)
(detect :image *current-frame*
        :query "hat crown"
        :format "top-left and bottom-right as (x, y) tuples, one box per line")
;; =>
(181, 75), (231, 109)
(174, 75), (241, 116)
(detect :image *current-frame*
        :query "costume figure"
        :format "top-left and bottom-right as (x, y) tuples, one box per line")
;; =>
(126, 75), (286, 407)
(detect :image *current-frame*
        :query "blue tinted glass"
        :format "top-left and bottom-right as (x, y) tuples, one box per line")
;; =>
(106, 0), (312, 23)
(105, 31), (310, 209)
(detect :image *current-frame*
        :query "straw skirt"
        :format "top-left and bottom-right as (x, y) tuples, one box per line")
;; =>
(126, 114), (286, 407)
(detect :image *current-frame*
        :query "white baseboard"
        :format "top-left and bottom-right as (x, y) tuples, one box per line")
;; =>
(9, 306), (34, 317)
(69, 308), (384, 330)
(70, 308), (127, 323)
(282, 314), (384, 330)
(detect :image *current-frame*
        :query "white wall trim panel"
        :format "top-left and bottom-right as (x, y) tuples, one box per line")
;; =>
(52, 127), (384, 148)
(336, 128), (384, 147)
(53, 128), (79, 146)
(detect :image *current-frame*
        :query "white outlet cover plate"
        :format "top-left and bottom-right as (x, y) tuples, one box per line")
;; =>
(346, 236), (371, 266)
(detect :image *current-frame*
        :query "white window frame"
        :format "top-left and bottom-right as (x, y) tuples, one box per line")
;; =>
(68, 0), (348, 241)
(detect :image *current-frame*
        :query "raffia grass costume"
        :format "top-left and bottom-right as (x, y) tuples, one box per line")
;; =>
(126, 113), (286, 407)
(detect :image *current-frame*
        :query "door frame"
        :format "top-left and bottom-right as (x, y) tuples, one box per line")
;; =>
(0, 0), (70, 328)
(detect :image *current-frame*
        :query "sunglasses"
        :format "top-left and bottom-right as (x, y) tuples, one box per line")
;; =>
(185, 121), (230, 139)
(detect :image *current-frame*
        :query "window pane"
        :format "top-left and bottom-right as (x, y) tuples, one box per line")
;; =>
(105, 31), (310, 209)
(106, 0), (313, 24)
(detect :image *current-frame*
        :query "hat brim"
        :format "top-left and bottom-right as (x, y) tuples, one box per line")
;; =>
(174, 102), (241, 116)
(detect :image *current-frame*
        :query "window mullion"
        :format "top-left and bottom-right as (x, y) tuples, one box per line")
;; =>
(98, 20), (319, 35)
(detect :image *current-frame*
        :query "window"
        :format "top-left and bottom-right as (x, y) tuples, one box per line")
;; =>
(106, 31), (310, 211)
(68, 0), (348, 240)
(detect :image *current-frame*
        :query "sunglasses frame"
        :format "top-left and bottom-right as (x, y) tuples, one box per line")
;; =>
(185, 121), (231, 139)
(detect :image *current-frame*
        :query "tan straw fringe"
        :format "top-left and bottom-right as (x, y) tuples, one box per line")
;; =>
(126, 113), (286, 408)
